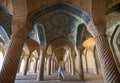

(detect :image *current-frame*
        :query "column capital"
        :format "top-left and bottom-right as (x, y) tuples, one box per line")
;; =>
(77, 46), (84, 51)
(94, 34), (107, 42)
(24, 55), (30, 59)
(11, 21), (33, 39)
(40, 46), (46, 49)
(87, 21), (106, 38)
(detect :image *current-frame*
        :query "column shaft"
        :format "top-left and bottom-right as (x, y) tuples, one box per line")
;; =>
(0, 37), (25, 83)
(94, 35), (120, 83)
(34, 58), (39, 73)
(37, 47), (46, 81)
(68, 58), (71, 73)
(71, 57), (75, 75)
(23, 56), (30, 75)
(47, 56), (52, 75)
(84, 53), (88, 73)
(51, 58), (54, 73)
(17, 58), (22, 73)
(66, 60), (68, 72)
(76, 47), (84, 80)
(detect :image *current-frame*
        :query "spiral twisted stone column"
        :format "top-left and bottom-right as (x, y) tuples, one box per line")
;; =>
(94, 35), (120, 83)
(0, 36), (25, 83)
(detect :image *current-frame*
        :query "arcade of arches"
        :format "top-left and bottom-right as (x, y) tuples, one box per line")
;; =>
(0, 0), (120, 83)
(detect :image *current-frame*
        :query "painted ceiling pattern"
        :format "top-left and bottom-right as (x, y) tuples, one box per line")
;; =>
(37, 11), (81, 45)
(29, 3), (91, 25)
(76, 24), (84, 46)
(29, 3), (91, 46)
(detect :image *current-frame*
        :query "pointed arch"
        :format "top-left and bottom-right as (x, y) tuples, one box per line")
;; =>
(76, 24), (85, 46)
(35, 23), (46, 46)
(106, 2), (120, 15)
(0, 4), (12, 15)
(110, 25), (120, 67)
(0, 25), (9, 45)
(29, 2), (91, 26)
(29, 23), (46, 46)
(47, 36), (73, 48)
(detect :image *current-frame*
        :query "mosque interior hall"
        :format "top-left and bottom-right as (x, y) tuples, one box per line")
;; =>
(0, 0), (120, 83)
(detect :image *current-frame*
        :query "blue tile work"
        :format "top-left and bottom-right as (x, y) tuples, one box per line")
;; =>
(29, 3), (91, 25)
(76, 24), (85, 46)
(82, 13), (90, 25)
(0, 5), (13, 15)
(36, 11), (81, 46)
(37, 24), (46, 46)
(29, 24), (46, 46)
(28, 27), (40, 45)
(0, 26), (10, 45)
(0, 5), (12, 37)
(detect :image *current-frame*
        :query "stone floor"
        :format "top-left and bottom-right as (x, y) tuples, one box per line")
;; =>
(15, 71), (104, 83)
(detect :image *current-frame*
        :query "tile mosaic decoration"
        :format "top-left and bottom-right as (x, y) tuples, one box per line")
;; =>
(29, 3), (91, 25)
(29, 24), (47, 46)
(29, 26), (40, 45)
(37, 24), (46, 46)
(36, 11), (81, 45)
(29, 3), (91, 46)
(0, 26), (10, 45)
(0, 5), (12, 37)
(76, 24), (84, 46)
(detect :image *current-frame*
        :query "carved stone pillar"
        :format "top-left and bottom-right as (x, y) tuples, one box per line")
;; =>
(23, 55), (30, 75)
(70, 51), (75, 75)
(65, 60), (69, 72)
(70, 56), (75, 75)
(75, 46), (84, 80)
(34, 58), (39, 73)
(53, 59), (56, 73)
(87, 21), (120, 83)
(54, 60), (57, 71)
(0, 20), (32, 83)
(17, 57), (22, 73)
(68, 57), (71, 73)
(47, 55), (52, 75)
(37, 47), (46, 81)
(94, 35), (120, 83)
(84, 49), (88, 73)
(0, 36), (25, 83)
(51, 58), (54, 73)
